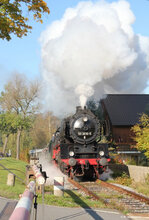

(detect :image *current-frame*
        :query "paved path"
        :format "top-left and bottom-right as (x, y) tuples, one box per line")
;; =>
(34, 205), (129, 220)
(0, 196), (149, 220)
(0, 197), (17, 220)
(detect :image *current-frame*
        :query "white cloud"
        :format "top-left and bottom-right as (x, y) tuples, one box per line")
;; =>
(40, 0), (149, 116)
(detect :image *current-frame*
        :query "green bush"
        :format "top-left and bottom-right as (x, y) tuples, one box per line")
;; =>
(111, 172), (132, 186)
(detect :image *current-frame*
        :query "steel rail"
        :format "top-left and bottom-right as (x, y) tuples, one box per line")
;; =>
(68, 178), (149, 214)
(97, 180), (149, 205)
(68, 178), (108, 205)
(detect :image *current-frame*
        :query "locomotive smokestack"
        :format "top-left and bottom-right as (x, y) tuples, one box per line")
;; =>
(76, 106), (82, 112)
(76, 106), (87, 112)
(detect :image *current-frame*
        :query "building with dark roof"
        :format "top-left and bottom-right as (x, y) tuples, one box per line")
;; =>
(101, 94), (149, 162)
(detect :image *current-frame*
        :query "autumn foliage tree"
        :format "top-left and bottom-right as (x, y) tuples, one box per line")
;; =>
(31, 112), (59, 149)
(132, 113), (149, 159)
(0, 0), (50, 40)
(0, 74), (40, 159)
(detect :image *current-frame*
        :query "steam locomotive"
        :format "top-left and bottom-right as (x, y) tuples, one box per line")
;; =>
(49, 106), (110, 180)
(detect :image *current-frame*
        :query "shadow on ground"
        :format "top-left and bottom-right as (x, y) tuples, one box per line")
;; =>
(56, 190), (104, 220)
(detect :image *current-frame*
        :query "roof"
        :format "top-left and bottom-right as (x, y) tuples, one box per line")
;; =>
(102, 94), (149, 126)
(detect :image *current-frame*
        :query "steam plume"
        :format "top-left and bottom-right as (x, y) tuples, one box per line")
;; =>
(40, 0), (149, 116)
(39, 152), (65, 185)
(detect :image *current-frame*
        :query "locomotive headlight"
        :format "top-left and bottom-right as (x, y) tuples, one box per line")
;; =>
(83, 117), (88, 122)
(69, 151), (74, 157)
(99, 151), (104, 156)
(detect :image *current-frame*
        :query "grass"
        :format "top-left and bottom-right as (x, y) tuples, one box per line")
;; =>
(108, 172), (132, 186)
(39, 185), (106, 208)
(131, 182), (149, 197)
(0, 158), (27, 199)
(38, 190), (106, 208)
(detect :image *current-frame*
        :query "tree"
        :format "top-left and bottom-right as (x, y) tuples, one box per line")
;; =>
(0, 74), (40, 115)
(31, 112), (59, 149)
(14, 114), (33, 159)
(0, 74), (40, 159)
(132, 113), (149, 159)
(0, 112), (17, 154)
(0, 0), (50, 41)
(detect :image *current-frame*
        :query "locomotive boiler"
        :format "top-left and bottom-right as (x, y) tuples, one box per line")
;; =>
(49, 106), (110, 180)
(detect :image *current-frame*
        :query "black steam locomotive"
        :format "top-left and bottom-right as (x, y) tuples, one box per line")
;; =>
(49, 106), (110, 180)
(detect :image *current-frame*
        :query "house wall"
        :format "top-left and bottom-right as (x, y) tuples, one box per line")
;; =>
(101, 102), (137, 154)
(112, 126), (134, 144)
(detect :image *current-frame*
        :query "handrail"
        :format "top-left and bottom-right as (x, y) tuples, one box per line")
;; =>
(0, 163), (25, 184)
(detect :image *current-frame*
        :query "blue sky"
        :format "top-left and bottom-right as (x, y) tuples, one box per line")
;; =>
(0, 0), (149, 93)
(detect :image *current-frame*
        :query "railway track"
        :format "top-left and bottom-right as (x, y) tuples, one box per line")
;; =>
(68, 178), (149, 214)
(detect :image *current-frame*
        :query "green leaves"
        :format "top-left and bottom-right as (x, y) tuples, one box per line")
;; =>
(0, 112), (32, 135)
(0, 112), (17, 135)
(14, 114), (33, 131)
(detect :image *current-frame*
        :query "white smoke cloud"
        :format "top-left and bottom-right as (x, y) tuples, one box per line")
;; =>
(39, 152), (66, 185)
(75, 84), (94, 108)
(40, 0), (149, 116)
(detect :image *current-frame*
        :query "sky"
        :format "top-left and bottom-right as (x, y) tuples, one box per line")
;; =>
(0, 0), (149, 114)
